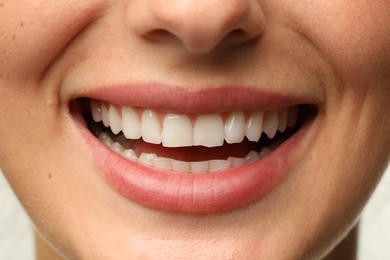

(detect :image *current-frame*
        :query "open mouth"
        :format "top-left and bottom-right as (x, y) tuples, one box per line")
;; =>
(80, 99), (306, 173)
(71, 87), (317, 214)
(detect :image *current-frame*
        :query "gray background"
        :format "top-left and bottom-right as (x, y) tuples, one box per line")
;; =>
(1, 166), (389, 259)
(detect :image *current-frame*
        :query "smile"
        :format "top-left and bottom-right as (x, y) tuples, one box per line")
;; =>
(73, 85), (317, 214)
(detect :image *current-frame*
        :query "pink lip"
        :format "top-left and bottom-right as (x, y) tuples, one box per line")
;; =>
(75, 85), (312, 214)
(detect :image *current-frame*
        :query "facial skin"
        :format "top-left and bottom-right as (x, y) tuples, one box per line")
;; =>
(0, 1), (390, 259)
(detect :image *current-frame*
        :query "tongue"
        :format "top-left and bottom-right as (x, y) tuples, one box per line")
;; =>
(134, 140), (254, 162)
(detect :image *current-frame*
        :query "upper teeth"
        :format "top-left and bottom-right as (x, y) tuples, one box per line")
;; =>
(90, 100), (298, 148)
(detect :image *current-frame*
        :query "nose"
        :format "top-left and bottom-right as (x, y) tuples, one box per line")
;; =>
(128, 0), (265, 54)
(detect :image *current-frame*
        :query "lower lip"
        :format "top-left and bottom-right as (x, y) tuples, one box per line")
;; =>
(79, 117), (310, 215)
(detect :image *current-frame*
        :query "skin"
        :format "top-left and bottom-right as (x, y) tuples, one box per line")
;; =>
(0, 0), (390, 259)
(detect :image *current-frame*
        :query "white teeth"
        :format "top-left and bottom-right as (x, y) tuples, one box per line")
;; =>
(263, 110), (278, 139)
(172, 160), (191, 173)
(138, 153), (157, 166)
(225, 111), (246, 144)
(98, 133), (278, 173)
(209, 160), (231, 172)
(141, 109), (162, 144)
(245, 111), (264, 142)
(153, 157), (173, 171)
(122, 107), (142, 139)
(101, 105), (110, 127)
(228, 157), (246, 167)
(190, 161), (210, 174)
(91, 100), (102, 122)
(90, 100), (300, 148)
(162, 114), (193, 147)
(108, 105), (122, 135)
(245, 151), (260, 163)
(193, 114), (224, 147)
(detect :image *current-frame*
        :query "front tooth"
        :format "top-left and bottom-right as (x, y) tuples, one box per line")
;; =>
(191, 161), (209, 174)
(193, 114), (224, 147)
(263, 111), (278, 139)
(245, 111), (263, 142)
(101, 104), (110, 127)
(225, 111), (245, 144)
(141, 109), (162, 144)
(209, 160), (231, 172)
(91, 100), (102, 122)
(277, 109), (288, 133)
(108, 105), (122, 135)
(122, 107), (142, 139)
(162, 114), (192, 147)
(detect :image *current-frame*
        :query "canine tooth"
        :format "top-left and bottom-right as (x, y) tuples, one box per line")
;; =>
(225, 111), (246, 144)
(91, 100), (102, 122)
(172, 160), (191, 173)
(122, 107), (141, 139)
(193, 114), (224, 147)
(191, 161), (209, 174)
(138, 153), (157, 166)
(228, 157), (246, 167)
(209, 160), (231, 172)
(162, 114), (192, 147)
(245, 111), (263, 142)
(111, 142), (124, 154)
(287, 106), (298, 127)
(259, 147), (272, 158)
(141, 109), (162, 144)
(263, 111), (278, 139)
(245, 151), (260, 163)
(101, 104), (110, 127)
(153, 157), (173, 171)
(277, 109), (288, 133)
(122, 149), (138, 162)
(108, 105), (122, 135)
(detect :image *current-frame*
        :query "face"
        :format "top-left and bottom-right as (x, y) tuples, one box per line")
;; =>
(1, 1), (389, 259)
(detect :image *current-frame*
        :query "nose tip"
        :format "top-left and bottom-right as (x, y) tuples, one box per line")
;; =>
(130, 0), (265, 54)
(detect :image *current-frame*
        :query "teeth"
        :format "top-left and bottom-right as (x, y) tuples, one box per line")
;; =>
(98, 133), (278, 173)
(225, 111), (246, 144)
(101, 104), (110, 127)
(141, 109), (162, 144)
(193, 114), (224, 147)
(245, 111), (264, 142)
(108, 105), (122, 135)
(162, 114), (193, 147)
(90, 100), (299, 147)
(122, 107), (141, 139)
(91, 100), (102, 122)
(263, 110), (278, 139)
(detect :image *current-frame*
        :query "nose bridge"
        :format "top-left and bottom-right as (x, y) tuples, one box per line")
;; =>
(132, 0), (265, 53)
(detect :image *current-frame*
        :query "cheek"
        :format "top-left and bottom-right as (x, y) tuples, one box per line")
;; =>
(287, 0), (390, 83)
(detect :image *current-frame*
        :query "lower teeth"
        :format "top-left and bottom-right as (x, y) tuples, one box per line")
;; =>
(98, 132), (275, 174)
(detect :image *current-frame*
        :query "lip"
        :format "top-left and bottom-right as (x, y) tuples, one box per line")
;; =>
(73, 84), (314, 214)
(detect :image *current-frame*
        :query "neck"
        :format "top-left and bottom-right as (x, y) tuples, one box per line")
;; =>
(323, 226), (358, 260)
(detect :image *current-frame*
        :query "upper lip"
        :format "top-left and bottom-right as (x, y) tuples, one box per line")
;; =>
(72, 82), (316, 114)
